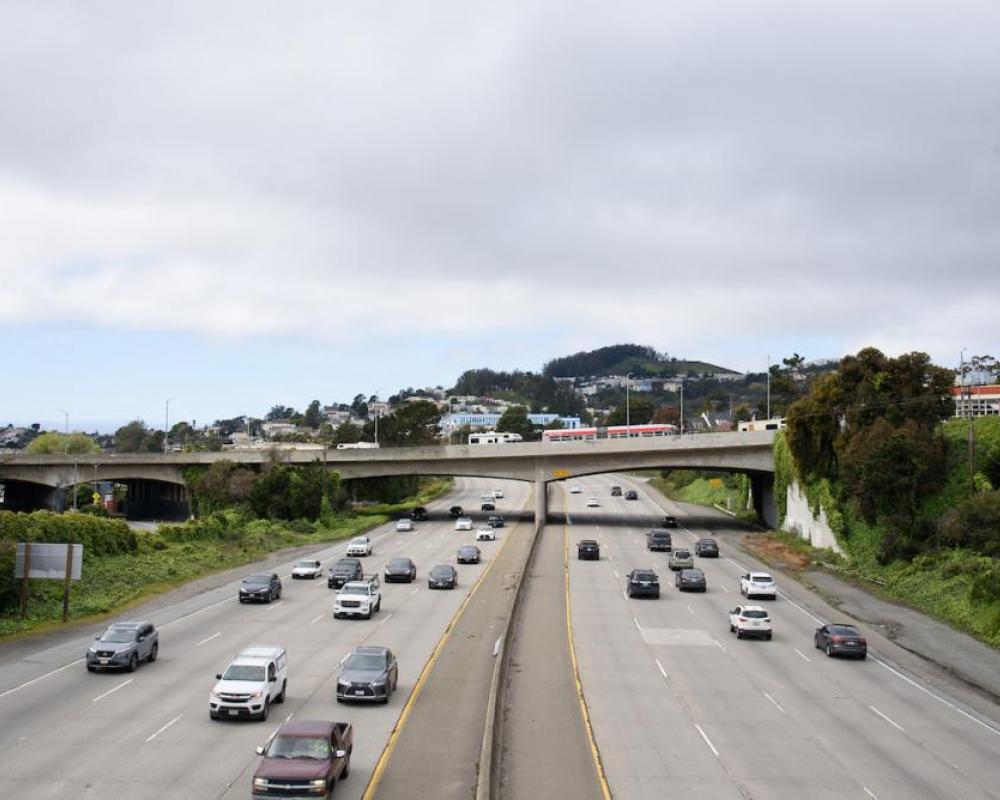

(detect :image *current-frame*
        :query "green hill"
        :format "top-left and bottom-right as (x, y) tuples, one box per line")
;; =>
(542, 344), (739, 379)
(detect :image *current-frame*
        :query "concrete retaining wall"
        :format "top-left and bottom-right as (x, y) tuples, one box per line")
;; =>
(783, 481), (845, 555)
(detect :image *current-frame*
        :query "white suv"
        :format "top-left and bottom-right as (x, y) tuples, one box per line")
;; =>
(455, 516), (473, 531)
(740, 571), (777, 600)
(346, 536), (373, 557)
(729, 605), (773, 640)
(334, 579), (382, 620)
(475, 526), (496, 541)
(210, 646), (287, 721)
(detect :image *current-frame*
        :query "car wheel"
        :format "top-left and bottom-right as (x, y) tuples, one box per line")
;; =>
(265, 592), (272, 604)
(364, 609), (372, 620)
(815, 637), (821, 649)
(336, 695), (344, 704)
(260, 699), (270, 722)
(375, 599), (382, 612)
(765, 633), (773, 641)
(87, 664), (96, 672)
(127, 653), (139, 672)
(239, 598), (245, 604)
(730, 623), (735, 633)
(859, 652), (867, 661)
(736, 629), (743, 639)
(148, 642), (158, 662)
(342, 752), (351, 778)
(382, 692), (390, 705)
(825, 644), (834, 658)
(276, 679), (287, 703)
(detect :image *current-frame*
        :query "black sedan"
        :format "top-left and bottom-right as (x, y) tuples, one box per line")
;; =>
(449, 505), (464, 518)
(695, 538), (719, 557)
(675, 568), (707, 592)
(239, 572), (282, 603)
(384, 557), (417, 583)
(577, 540), (600, 560)
(428, 564), (458, 589)
(815, 624), (868, 659)
(626, 569), (660, 598)
(661, 515), (678, 528)
(625, 490), (639, 500)
(457, 545), (481, 564)
(410, 506), (428, 521)
(488, 514), (505, 528)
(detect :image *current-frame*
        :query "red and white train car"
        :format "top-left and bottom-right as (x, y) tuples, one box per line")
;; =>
(541, 423), (679, 443)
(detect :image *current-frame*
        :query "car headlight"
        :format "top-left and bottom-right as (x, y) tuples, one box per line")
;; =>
(372, 677), (387, 687)
(253, 777), (268, 788)
(337, 678), (350, 687)
(88, 645), (98, 654)
(249, 690), (264, 700)
(310, 779), (327, 788)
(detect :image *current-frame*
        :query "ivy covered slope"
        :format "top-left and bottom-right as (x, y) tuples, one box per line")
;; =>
(780, 347), (1000, 646)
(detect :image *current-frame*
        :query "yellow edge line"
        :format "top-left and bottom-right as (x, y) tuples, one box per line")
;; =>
(361, 517), (517, 799)
(563, 493), (614, 800)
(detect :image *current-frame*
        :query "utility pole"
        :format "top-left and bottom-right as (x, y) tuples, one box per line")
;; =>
(625, 373), (633, 437)
(164, 398), (174, 453)
(680, 382), (685, 435)
(766, 354), (771, 420)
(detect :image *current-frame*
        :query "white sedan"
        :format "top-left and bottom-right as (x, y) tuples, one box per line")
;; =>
(586, 497), (600, 507)
(493, 489), (504, 499)
(475, 526), (496, 541)
(396, 519), (414, 532)
(291, 559), (323, 579)
(569, 485), (582, 494)
(455, 516), (473, 531)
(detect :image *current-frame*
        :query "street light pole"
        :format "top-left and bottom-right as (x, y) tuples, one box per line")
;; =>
(766, 354), (771, 420)
(164, 397), (174, 453)
(625, 373), (633, 438)
(680, 382), (685, 435)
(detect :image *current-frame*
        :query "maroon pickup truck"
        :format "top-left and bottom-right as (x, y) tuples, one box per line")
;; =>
(252, 720), (353, 799)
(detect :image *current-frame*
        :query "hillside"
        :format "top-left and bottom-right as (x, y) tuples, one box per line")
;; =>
(542, 343), (740, 379)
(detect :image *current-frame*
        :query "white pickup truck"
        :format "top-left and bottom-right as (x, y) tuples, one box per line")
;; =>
(209, 645), (287, 721)
(334, 577), (382, 620)
(346, 536), (373, 557)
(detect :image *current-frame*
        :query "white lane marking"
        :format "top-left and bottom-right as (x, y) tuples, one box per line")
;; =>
(309, 613), (325, 625)
(340, 652), (351, 666)
(873, 657), (1000, 738)
(493, 636), (504, 657)
(408, 588), (420, 598)
(686, 605), (694, 616)
(714, 639), (727, 653)
(869, 705), (905, 733)
(778, 591), (824, 624)
(0, 658), (86, 701)
(92, 678), (133, 703)
(159, 595), (237, 629)
(284, 712), (294, 723)
(613, 570), (620, 579)
(373, 612), (394, 631)
(264, 601), (282, 612)
(633, 617), (643, 633)
(793, 648), (812, 663)
(763, 691), (786, 715)
(864, 788), (878, 799)
(655, 659), (668, 679)
(720, 585), (729, 593)
(695, 724), (720, 758)
(622, 589), (628, 601)
(195, 632), (221, 647)
(144, 714), (182, 743)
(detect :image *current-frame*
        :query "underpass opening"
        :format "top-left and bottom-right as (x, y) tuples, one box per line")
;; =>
(0, 479), (62, 512)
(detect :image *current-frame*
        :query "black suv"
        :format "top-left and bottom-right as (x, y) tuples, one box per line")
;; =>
(626, 569), (660, 598)
(488, 514), (505, 528)
(239, 572), (282, 603)
(625, 490), (639, 500)
(610, 486), (623, 497)
(328, 557), (364, 588)
(410, 506), (428, 521)
(577, 540), (600, 560)
(646, 529), (673, 552)
(449, 506), (464, 518)
(87, 620), (159, 672)
(695, 538), (719, 557)
(661, 515), (678, 528)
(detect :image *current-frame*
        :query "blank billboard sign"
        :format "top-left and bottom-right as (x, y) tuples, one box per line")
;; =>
(14, 543), (83, 580)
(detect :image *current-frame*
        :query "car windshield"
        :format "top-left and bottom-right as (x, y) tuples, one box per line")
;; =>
(752, 575), (774, 583)
(431, 566), (453, 577)
(341, 584), (368, 594)
(223, 664), (266, 681)
(681, 570), (703, 579)
(243, 575), (271, 585)
(674, 551), (691, 558)
(388, 559), (411, 570)
(458, 517), (471, 523)
(830, 625), (860, 635)
(266, 735), (331, 760)
(99, 629), (136, 643)
(699, 540), (716, 546)
(633, 572), (657, 580)
(346, 654), (385, 671)
(459, 547), (477, 556)
(296, 560), (318, 568)
(334, 560), (357, 570)
(742, 610), (769, 619)
(352, 537), (368, 543)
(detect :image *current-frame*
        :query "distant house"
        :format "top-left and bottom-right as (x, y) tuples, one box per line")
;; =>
(950, 385), (1000, 418)
(261, 421), (298, 438)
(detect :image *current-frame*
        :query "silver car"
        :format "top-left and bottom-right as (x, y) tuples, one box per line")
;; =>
(86, 621), (158, 672)
(668, 549), (694, 571)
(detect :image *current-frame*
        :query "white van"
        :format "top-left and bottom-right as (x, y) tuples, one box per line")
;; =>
(209, 645), (287, 721)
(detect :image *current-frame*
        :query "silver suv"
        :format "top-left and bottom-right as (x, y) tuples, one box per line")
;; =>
(87, 620), (158, 672)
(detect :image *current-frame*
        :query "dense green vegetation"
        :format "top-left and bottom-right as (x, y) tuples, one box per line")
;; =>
(651, 471), (753, 521)
(542, 343), (733, 379)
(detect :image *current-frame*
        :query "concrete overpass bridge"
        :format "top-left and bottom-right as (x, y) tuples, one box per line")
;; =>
(0, 431), (778, 524)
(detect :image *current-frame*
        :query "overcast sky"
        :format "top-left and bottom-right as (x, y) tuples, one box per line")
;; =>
(2, 1), (997, 431)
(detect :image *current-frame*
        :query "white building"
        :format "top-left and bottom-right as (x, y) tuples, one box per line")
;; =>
(951, 385), (1000, 417)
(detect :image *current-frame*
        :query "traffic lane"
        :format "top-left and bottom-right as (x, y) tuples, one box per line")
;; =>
(0, 481), (521, 798)
(587, 485), (1000, 799)
(568, 516), (742, 798)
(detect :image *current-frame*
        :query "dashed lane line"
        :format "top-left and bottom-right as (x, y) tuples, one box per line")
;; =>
(869, 705), (905, 733)
(793, 648), (813, 663)
(195, 632), (221, 647)
(92, 678), (133, 703)
(145, 714), (182, 743)
(695, 724), (720, 759)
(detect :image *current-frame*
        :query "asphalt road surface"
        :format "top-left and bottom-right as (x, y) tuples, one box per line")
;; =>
(0, 477), (525, 800)
(565, 475), (1000, 800)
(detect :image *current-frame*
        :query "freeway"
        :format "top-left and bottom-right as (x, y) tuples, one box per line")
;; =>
(0, 478), (526, 799)
(564, 476), (1000, 800)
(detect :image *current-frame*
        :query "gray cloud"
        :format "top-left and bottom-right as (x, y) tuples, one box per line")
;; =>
(1, 0), (998, 374)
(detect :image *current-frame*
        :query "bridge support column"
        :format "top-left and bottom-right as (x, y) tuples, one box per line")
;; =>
(534, 480), (548, 526)
(750, 474), (778, 529)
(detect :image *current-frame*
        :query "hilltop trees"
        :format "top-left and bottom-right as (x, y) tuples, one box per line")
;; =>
(25, 432), (100, 455)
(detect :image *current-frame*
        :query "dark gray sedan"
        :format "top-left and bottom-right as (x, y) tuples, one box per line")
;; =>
(336, 646), (399, 704)
(428, 564), (458, 589)
(457, 545), (481, 564)
(86, 621), (158, 672)
(675, 568), (707, 592)
(815, 624), (868, 659)
(384, 557), (417, 583)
